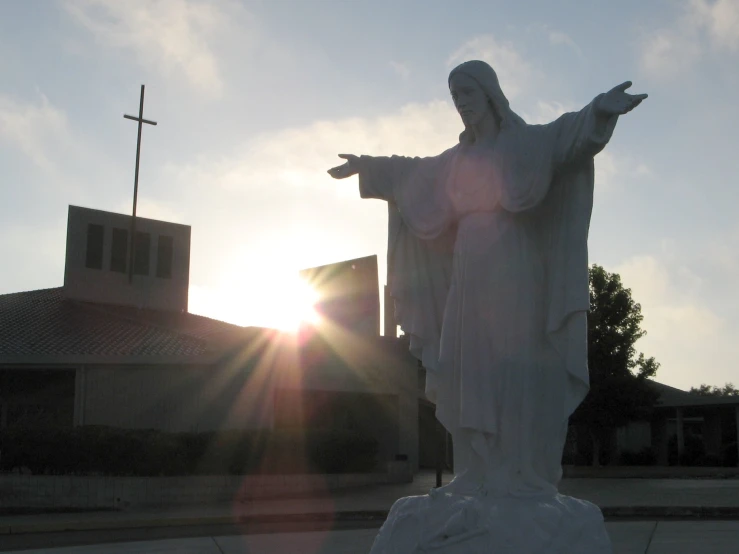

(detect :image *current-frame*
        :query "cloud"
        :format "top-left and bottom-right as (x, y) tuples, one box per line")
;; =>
(640, 27), (702, 79)
(615, 255), (721, 339)
(522, 100), (576, 125)
(389, 61), (410, 80)
(691, 0), (739, 51)
(163, 100), (465, 329)
(613, 254), (739, 389)
(62, 0), (247, 96)
(168, 100), (462, 197)
(0, 219), (67, 294)
(594, 150), (617, 190)
(590, 148), (652, 193)
(115, 197), (186, 224)
(447, 35), (535, 99)
(548, 30), (584, 59)
(640, 0), (739, 78)
(0, 92), (72, 172)
(0, 91), (114, 203)
(446, 34), (577, 125)
(704, 226), (739, 274)
(521, 23), (584, 60)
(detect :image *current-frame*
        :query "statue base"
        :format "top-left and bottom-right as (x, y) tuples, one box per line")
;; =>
(368, 491), (612, 553)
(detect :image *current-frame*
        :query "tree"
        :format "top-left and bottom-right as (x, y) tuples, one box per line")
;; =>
(689, 383), (739, 397)
(570, 264), (660, 466)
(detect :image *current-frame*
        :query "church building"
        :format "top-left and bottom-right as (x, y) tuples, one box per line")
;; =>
(0, 205), (421, 472)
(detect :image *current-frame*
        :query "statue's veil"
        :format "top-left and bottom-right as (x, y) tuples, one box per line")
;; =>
(448, 60), (527, 143)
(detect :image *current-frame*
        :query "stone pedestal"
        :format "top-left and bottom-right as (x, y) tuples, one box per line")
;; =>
(369, 492), (611, 553)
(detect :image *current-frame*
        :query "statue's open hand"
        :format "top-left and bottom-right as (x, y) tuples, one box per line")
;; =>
(597, 82), (647, 116)
(328, 154), (360, 179)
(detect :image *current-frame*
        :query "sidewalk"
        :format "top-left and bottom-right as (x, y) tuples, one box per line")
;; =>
(5, 523), (739, 554)
(2, 472), (739, 536)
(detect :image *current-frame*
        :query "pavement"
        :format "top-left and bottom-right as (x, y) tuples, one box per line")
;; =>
(3, 522), (739, 553)
(1, 472), (739, 552)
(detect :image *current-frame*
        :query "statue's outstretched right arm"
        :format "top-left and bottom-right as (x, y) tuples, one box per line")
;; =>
(328, 154), (422, 201)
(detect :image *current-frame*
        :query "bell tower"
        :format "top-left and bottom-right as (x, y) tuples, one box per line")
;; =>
(63, 205), (191, 311)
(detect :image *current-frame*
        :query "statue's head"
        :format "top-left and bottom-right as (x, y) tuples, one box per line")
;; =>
(448, 60), (525, 143)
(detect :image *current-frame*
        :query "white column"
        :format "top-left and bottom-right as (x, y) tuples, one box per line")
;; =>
(704, 410), (722, 459)
(73, 366), (86, 426)
(652, 415), (669, 465)
(676, 407), (685, 464)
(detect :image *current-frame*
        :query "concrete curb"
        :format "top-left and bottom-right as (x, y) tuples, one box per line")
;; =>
(1, 516), (230, 536)
(3, 507), (739, 535)
(0, 511), (386, 536)
(601, 506), (739, 519)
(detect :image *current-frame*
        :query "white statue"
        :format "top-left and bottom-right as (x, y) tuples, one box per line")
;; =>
(329, 60), (646, 553)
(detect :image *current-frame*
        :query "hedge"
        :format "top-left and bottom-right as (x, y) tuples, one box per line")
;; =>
(0, 426), (378, 476)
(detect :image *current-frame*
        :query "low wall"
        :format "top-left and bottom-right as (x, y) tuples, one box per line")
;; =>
(562, 465), (739, 479)
(0, 470), (403, 510)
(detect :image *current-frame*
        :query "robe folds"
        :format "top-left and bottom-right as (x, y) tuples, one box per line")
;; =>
(357, 99), (617, 490)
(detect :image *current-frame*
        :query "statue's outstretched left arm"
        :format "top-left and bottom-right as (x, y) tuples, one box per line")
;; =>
(592, 81), (647, 137)
(596, 81), (648, 116)
(552, 81), (647, 166)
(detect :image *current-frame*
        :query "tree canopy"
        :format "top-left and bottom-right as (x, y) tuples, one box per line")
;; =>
(689, 383), (739, 397)
(570, 264), (660, 463)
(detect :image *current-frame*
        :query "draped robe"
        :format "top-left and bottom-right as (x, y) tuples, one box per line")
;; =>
(357, 98), (618, 494)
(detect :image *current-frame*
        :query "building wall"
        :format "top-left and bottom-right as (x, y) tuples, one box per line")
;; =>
(80, 363), (274, 432)
(300, 255), (380, 337)
(0, 368), (76, 428)
(274, 389), (401, 465)
(616, 421), (652, 454)
(288, 335), (419, 470)
(77, 336), (420, 470)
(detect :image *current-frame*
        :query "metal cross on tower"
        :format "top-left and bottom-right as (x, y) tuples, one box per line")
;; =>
(123, 84), (157, 283)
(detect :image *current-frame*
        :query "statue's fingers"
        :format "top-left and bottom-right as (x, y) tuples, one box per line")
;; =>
(614, 81), (632, 92)
(338, 153), (356, 161)
(624, 98), (644, 113)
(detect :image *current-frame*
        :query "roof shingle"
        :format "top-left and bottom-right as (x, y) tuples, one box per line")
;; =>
(0, 288), (248, 361)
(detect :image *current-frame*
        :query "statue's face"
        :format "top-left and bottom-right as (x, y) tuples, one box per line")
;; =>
(450, 73), (491, 127)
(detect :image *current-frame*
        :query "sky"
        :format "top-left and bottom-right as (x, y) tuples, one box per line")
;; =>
(1, 0), (738, 391)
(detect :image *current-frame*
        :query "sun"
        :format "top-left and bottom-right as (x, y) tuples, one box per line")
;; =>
(191, 273), (321, 332)
(188, 233), (358, 332)
(274, 277), (321, 331)
(241, 274), (321, 332)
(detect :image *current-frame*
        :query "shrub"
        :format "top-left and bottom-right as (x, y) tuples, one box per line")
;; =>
(0, 426), (378, 476)
(723, 442), (738, 468)
(667, 433), (706, 466)
(619, 447), (656, 466)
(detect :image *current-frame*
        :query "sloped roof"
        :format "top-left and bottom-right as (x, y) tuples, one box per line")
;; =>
(0, 288), (253, 364)
(649, 380), (739, 408)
